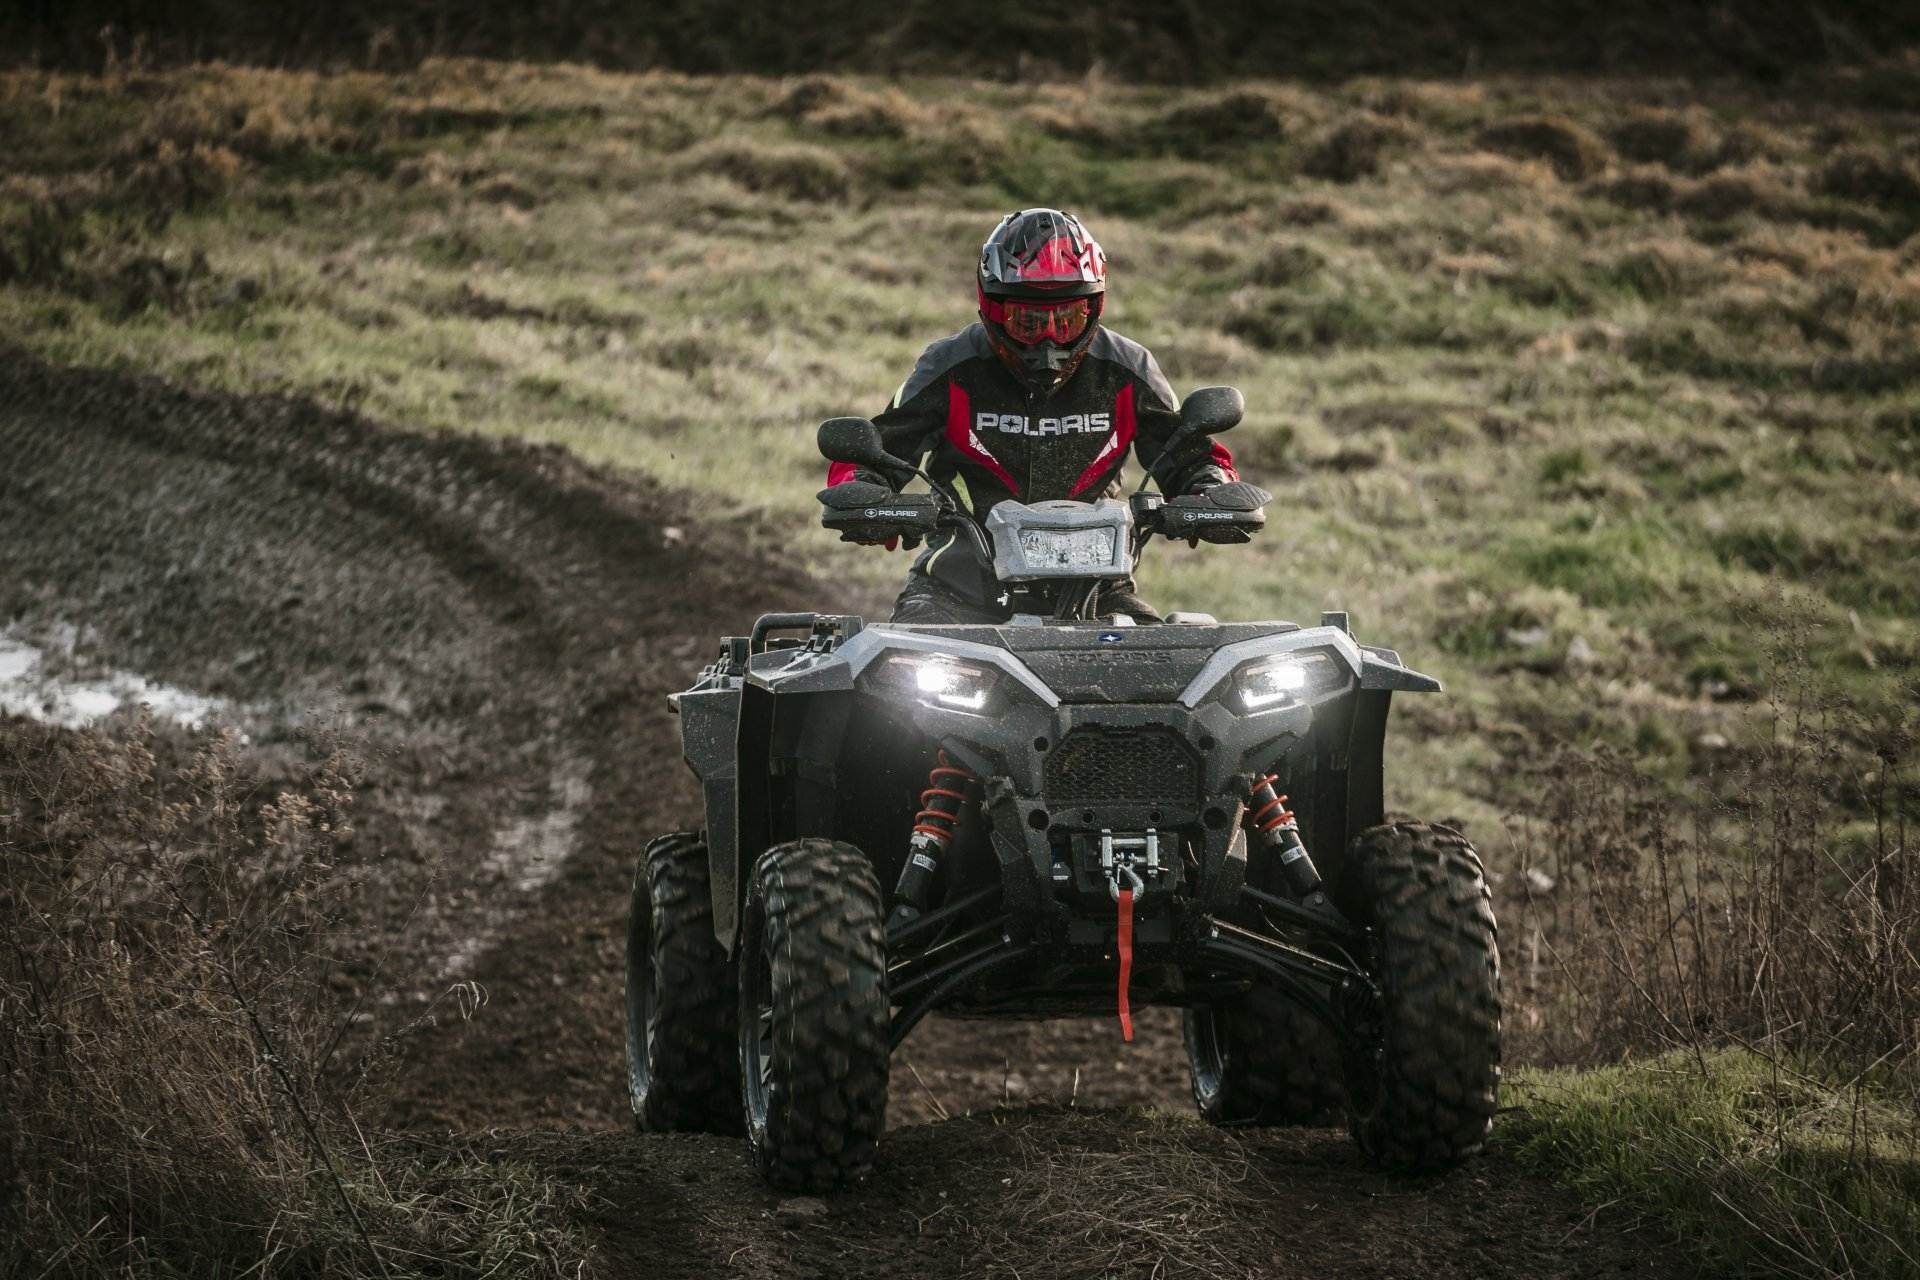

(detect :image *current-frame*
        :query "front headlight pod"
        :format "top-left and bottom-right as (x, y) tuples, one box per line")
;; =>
(1229, 649), (1347, 712)
(1018, 526), (1117, 570)
(872, 652), (1002, 715)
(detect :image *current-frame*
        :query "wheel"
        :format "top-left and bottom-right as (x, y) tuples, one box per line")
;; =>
(738, 838), (889, 1192)
(1343, 821), (1501, 1173)
(625, 831), (740, 1133)
(1184, 986), (1346, 1127)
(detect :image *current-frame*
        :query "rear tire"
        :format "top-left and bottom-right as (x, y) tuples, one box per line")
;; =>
(1344, 822), (1500, 1173)
(1184, 988), (1345, 1127)
(625, 831), (740, 1134)
(739, 838), (890, 1192)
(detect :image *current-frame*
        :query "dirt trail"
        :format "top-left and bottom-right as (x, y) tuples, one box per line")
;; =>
(0, 351), (1687, 1279)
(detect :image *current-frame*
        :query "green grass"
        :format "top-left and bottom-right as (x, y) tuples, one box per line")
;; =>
(1509, 1051), (1920, 1280)
(1, 59), (1916, 828)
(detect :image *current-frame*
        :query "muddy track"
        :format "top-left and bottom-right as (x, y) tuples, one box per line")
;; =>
(0, 350), (1688, 1279)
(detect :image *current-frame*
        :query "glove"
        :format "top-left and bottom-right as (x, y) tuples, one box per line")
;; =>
(1182, 464), (1234, 496)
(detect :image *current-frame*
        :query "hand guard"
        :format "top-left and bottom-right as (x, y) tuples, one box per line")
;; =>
(817, 483), (941, 545)
(1158, 480), (1273, 545)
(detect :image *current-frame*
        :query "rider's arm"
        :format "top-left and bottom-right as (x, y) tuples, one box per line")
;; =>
(1129, 349), (1238, 494)
(822, 339), (956, 491)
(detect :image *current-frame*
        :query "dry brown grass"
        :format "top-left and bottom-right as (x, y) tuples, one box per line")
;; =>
(1144, 85), (1313, 150)
(1476, 114), (1615, 181)
(1608, 105), (1718, 173)
(1298, 110), (1424, 182)
(681, 138), (851, 202)
(772, 74), (925, 138)
(1816, 145), (1920, 211)
(0, 717), (588, 1278)
(1504, 617), (1919, 1076)
(962, 1113), (1275, 1279)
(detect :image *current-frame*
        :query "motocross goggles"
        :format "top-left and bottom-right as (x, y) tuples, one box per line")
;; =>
(981, 295), (1093, 347)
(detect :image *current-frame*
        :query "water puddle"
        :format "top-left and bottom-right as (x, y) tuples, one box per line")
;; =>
(0, 631), (238, 731)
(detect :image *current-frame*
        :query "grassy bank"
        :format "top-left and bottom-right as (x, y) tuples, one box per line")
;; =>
(1509, 1051), (1920, 1279)
(2, 59), (1914, 834)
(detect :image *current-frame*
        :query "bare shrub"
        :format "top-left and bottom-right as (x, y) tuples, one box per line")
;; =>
(1476, 114), (1614, 181)
(0, 717), (587, 1277)
(1504, 615), (1918, 1076)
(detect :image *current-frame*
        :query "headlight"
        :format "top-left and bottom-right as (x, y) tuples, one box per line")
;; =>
(875, 653), (1000, 714)
(1231, 650), (1346, 712)
(1019, 526), (1117, 570)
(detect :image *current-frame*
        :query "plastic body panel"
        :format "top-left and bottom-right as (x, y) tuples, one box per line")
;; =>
(679, 616), (1439, 960)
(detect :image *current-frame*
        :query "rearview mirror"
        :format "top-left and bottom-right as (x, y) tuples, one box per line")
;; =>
(817, 417), (908, 471)
(1178, 386), (1244, 435)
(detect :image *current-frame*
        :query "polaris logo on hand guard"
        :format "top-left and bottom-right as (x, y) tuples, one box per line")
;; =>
(977, 411), (1112, 438)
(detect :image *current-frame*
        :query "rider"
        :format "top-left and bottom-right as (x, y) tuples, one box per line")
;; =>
(821, 208), (1238, 624)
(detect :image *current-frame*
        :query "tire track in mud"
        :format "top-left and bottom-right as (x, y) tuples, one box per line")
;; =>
(0, 350), (1690, 1279)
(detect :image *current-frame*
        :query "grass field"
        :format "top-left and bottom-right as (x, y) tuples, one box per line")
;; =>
(4, 59), (1916, 835)
(3, 57), (1918, 1275)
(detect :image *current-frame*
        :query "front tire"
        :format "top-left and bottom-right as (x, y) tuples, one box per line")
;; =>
(1184, 987), (1345, 1127)
(739, 839), (890, 1192)
(625, 831), (740, 1133)
(1344, 822), (1501, 1173)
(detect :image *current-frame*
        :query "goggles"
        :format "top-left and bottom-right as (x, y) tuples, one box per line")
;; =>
(984, 295), (1092, 346)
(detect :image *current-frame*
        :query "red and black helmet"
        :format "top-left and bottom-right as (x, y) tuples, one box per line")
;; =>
(977, 208), (1107, 395)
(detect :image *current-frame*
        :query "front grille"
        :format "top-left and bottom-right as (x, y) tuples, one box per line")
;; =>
(1044, 725), (1200, 806)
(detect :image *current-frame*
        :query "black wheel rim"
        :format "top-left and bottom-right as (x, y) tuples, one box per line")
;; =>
(624, 870), (656, 1113)
(741, 924), (776, 1136)
(1190, 1005), (1231, 1104)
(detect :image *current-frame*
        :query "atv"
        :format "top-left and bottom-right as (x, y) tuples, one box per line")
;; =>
(626, 386), (1500, 1191)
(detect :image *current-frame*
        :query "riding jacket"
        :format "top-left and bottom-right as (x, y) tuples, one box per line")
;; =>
(828, 323), (1236, 608)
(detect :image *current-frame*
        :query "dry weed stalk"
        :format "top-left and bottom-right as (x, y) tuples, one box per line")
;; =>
(0, 715), (585, 1277)
(963, 1115), (1271, 1279)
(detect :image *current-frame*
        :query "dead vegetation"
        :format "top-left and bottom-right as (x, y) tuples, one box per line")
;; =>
(1299, 111), (1424, 182)
(959, 1113), (1277, 1278)
(1505, 642), (1918, 1076)
(0, 717), (591, 1278)
(1475, 115), (1615, 181)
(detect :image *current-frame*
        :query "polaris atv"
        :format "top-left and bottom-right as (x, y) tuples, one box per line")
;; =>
(627, 386), (1500, 1192)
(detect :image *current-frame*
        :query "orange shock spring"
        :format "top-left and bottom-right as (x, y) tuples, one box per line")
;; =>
(1248, 773), (1296, 834)
(912, 751), (979, 846)
(891, 751), (980, 928)
(1248, 771), (1324, 902)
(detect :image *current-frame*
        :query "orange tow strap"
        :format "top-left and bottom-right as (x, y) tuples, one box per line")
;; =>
(1116, 887), (1135, 1042)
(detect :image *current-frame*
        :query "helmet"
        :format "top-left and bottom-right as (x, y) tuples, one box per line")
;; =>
(977, 208), (1107, 395)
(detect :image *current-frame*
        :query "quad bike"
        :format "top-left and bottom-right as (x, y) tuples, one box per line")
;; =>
(626, 386), (1500, 1191)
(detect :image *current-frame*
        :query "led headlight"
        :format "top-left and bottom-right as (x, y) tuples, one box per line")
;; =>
(1231, 650), (1346, 712)
(876, 653), (1000, 714)
(1018, 526), (1117, 570)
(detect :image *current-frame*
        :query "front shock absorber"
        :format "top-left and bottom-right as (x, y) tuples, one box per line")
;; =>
(1248, 773), (1331, 907)
(889, 751), (980, 930)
